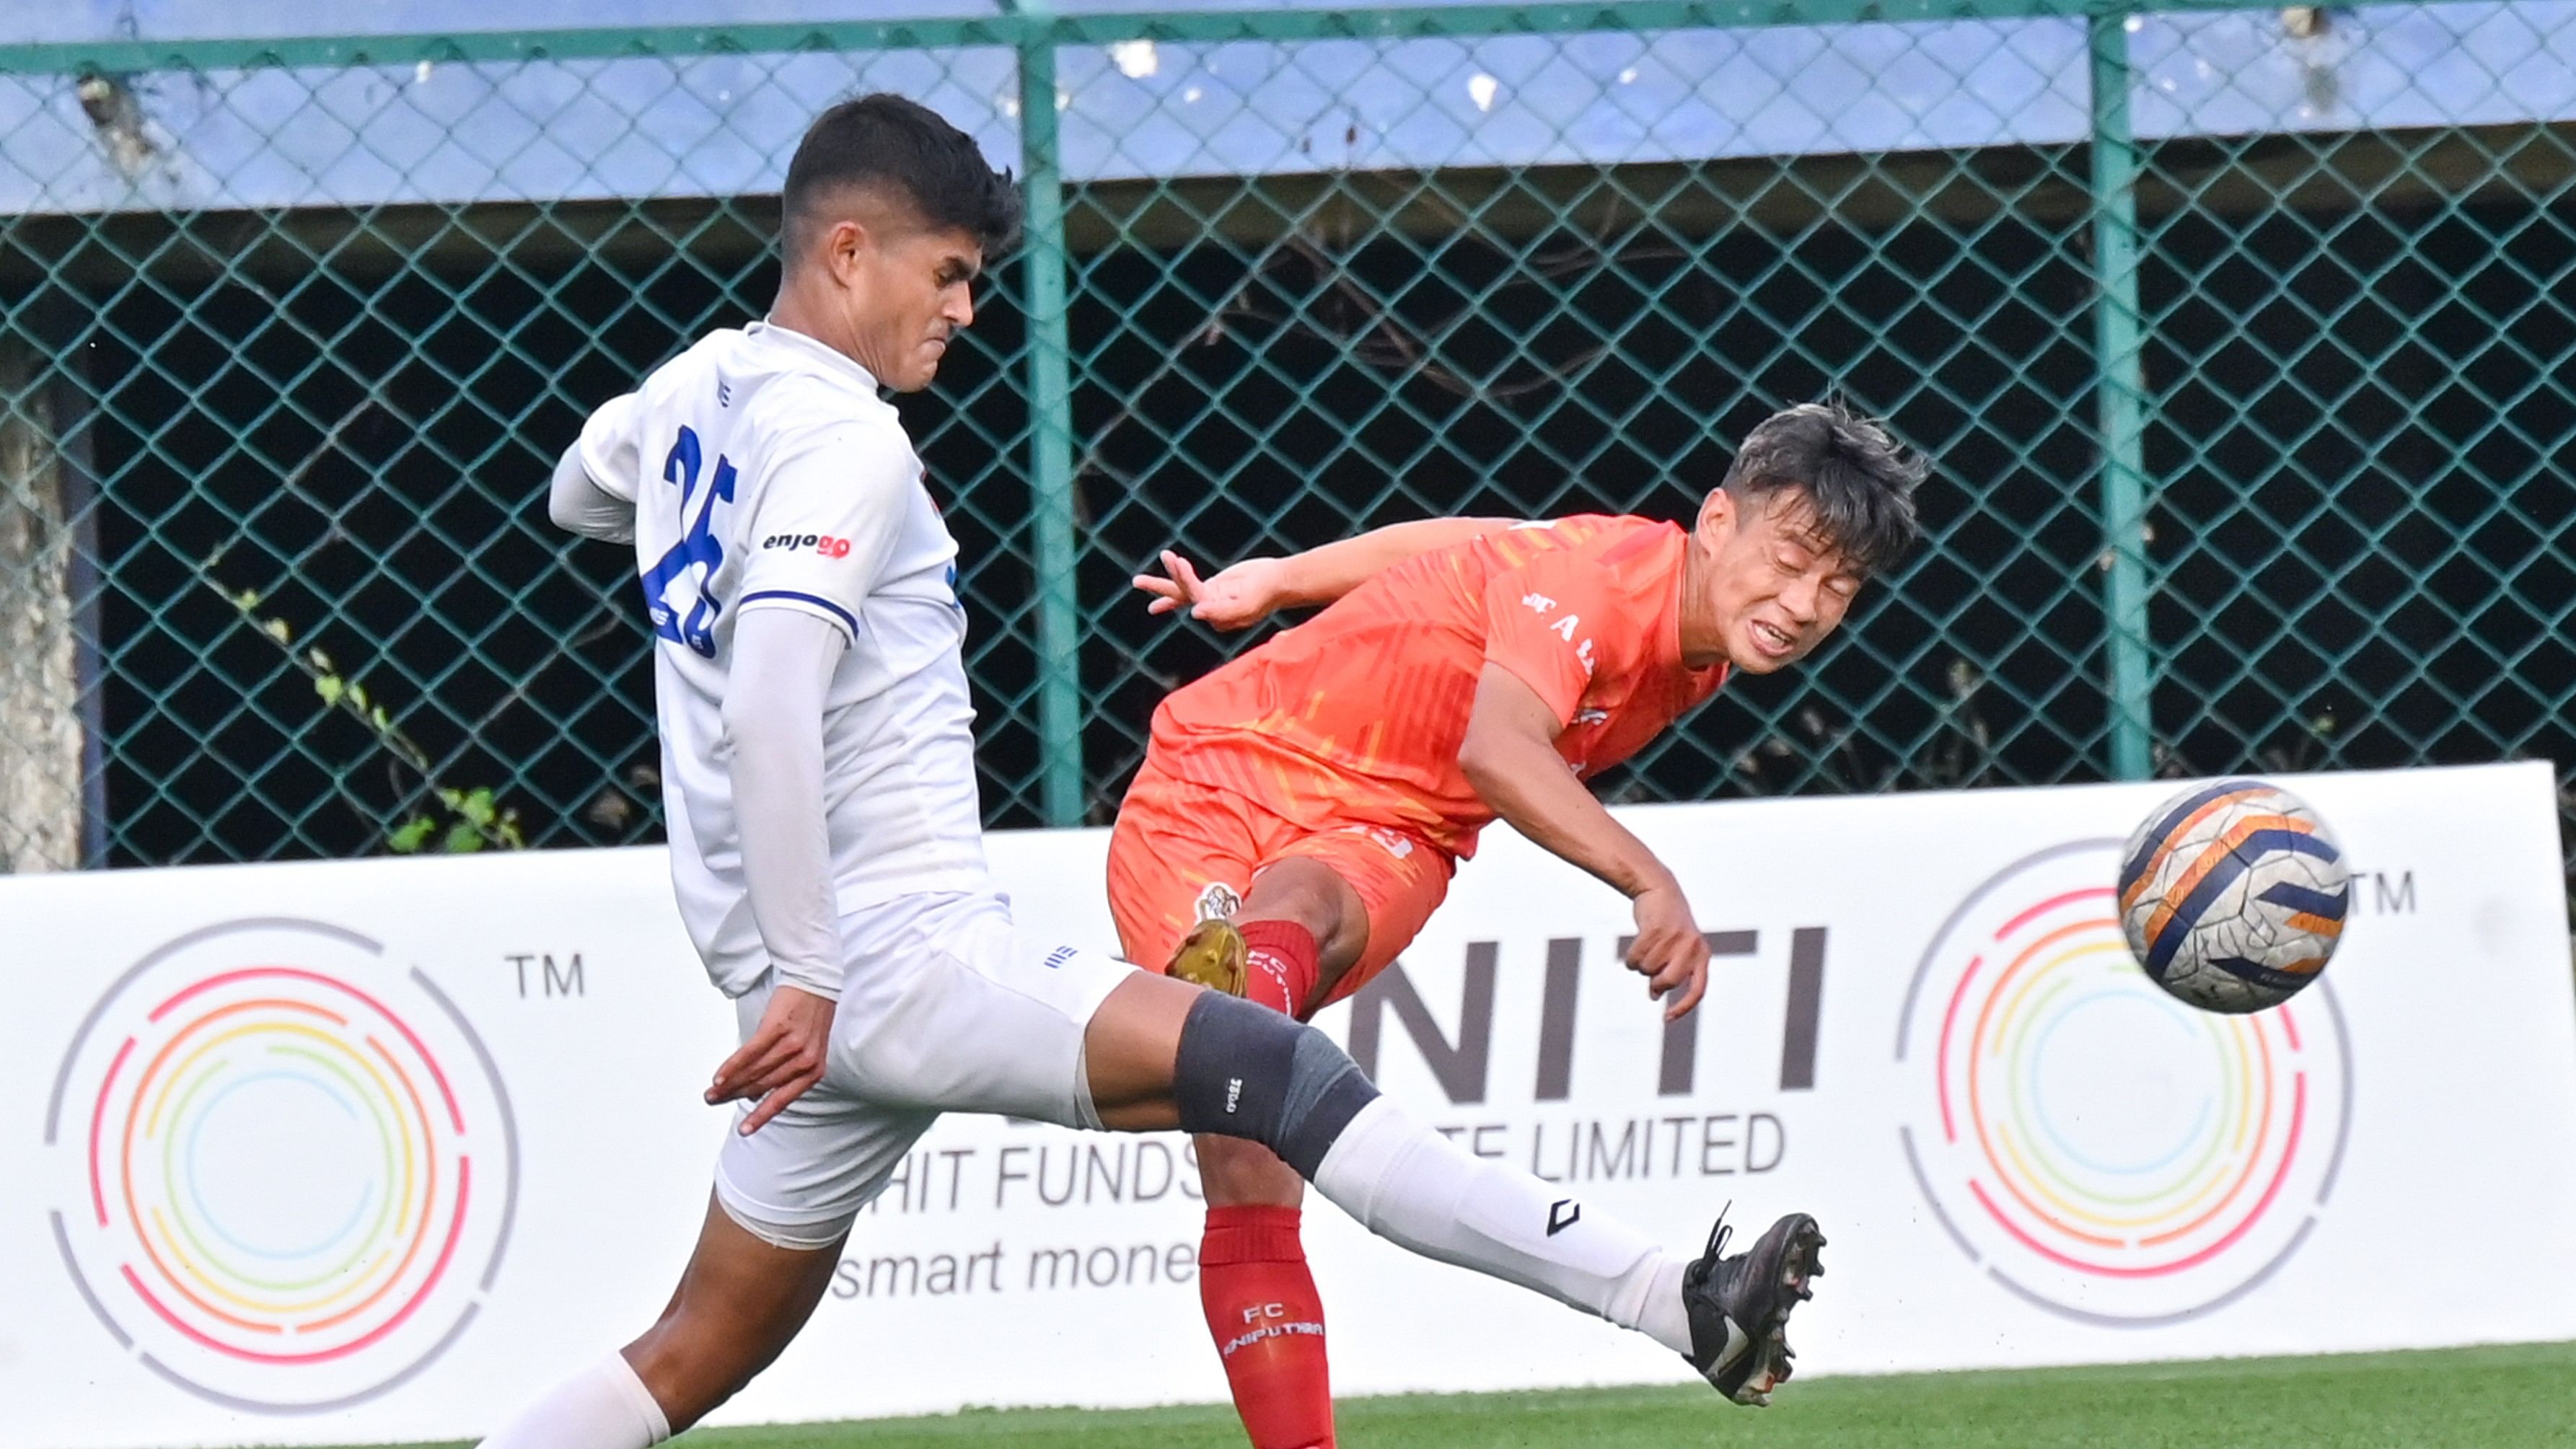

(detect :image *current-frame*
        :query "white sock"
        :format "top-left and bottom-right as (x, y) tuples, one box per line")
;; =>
(1310, 1096), (1695, 1356)
(1640, 1255), (1694, 1355)
(480, 1350), (672, 1449)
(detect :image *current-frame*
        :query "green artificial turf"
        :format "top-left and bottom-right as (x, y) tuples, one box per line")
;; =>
(268, 1341), (2576, 1448)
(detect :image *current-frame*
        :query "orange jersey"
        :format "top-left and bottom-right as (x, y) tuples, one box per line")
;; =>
(1146, 514), (1726, 858)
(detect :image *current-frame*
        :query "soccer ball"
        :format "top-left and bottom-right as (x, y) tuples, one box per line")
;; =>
(2115, 779), (2349, 1013)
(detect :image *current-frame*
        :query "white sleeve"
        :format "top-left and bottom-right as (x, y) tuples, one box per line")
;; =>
(577, 393), (643, 501)
(734, 416), (918, 640)
(719, 607), (849, 1000)
(547, 393), (642, 542)
(548, 445), (634, 543)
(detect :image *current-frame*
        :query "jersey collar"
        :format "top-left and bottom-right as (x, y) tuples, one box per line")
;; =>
(747, 317), (884, 392)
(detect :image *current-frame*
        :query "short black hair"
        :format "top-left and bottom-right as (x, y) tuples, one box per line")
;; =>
(782, 94), (1022, 260)
(1720, 401), (1927, 574)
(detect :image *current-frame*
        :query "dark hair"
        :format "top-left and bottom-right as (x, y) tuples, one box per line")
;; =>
(782, 94), (1022, 259)
(1719, 401), (1927, 574)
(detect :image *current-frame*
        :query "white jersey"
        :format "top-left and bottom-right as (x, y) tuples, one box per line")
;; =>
(574, 321), (992, 995)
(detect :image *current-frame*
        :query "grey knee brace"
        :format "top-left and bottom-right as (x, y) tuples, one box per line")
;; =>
(1172, 990), (1380, 1177)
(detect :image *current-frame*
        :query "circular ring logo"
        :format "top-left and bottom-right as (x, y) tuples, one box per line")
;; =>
(43, 918), (518, 1411)
(1894, 840), (2351, 1324)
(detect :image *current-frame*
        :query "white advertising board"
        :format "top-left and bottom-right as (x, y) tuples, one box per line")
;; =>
(1, 763), (2569, 1447)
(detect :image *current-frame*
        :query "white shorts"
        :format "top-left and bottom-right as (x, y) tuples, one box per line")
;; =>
(711, 891), (1135, 1248)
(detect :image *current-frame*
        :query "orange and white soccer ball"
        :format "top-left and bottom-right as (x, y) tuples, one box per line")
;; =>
(2116, 779), (2349, 1013)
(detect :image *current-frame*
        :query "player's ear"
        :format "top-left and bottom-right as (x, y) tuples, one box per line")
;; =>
(1697, 487), (1736, 545)
(817, 216), (874, 286)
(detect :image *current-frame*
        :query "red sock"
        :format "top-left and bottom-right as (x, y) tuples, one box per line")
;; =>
(1199, 1206), (1334, 1449)
(1235, 919), (1319, 1018)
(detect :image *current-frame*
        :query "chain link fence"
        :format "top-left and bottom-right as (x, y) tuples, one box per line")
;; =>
(0, 3), (2568, 900)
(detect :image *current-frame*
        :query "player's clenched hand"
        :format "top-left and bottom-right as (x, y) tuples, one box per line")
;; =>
(707, 984), (835, 1135)
(1627, 881), (1713, 1023)
(1133, 550), (1285, 631)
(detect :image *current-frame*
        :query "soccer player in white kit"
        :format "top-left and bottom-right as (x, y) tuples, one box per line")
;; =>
(483, 95), (1824, 1448)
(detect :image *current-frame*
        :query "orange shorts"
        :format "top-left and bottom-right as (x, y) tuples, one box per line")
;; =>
(1106, 752), (1455, 1018)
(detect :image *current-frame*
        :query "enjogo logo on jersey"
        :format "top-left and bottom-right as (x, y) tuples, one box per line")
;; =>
(43, 919), (519, 1410)
(762, 532), (853, 556)
(1892, 841), (2352, 1325)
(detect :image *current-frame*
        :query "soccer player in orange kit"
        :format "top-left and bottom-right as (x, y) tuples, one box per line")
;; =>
(1108, 401), (1927, 1448)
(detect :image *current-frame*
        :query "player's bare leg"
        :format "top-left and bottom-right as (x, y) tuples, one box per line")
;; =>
(480, 1195), (840, 1446)
(1164, 857), (1367, 1447)
(1079, 970), (1821, 1412)
(482, 960), (1817, 1449)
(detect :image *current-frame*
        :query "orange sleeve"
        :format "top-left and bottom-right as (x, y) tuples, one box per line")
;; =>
(1479, 552), (1628, 727)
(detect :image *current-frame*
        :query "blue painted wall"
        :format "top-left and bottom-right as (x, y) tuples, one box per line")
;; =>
(6, 4), (2568, 215)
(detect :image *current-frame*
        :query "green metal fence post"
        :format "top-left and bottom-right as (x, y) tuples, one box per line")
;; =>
(2087, 6), (2157, 781)
(1008, 1), (1086, 826)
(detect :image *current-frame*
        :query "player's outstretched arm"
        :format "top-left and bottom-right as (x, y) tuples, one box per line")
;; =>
(1458, 663), (1710, 1019)
(1135, 515), (1515, 629)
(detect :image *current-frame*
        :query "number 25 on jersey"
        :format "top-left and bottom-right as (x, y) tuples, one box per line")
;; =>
(640, 425), (737, 657)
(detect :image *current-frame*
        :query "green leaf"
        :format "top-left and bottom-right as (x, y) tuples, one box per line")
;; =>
(458, 787), (497, 827)
(440, 821), (485, 853)
(315, 676), (346, 707)
(370, 705), (390, 731)
(263, 617), (292, 644)
(231, 588), (261, 611)
(386, 816), (436, 853)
